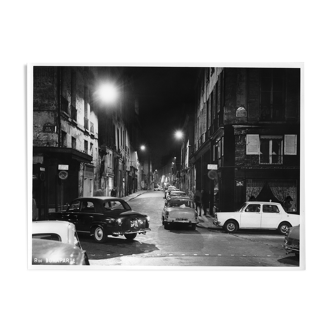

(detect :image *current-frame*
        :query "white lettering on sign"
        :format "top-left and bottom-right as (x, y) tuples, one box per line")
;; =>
(207, 164), (218, 170)
(58, 164), (69, 170)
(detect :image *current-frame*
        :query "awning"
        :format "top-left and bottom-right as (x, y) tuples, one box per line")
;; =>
(33, 146), (92, 163)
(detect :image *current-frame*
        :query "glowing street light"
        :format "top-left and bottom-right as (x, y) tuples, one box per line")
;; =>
(97, 82), (118, 104)
(175, 130), (184, 140)
(140, 145), (146, 151)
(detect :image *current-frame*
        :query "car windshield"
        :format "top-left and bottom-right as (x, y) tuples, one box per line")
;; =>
(169, 200), (194, 208)
(171, 191), (185, 196)
(103, 200), (131, 211)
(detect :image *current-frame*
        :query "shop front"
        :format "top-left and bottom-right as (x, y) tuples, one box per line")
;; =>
(33, 146), (92, 219)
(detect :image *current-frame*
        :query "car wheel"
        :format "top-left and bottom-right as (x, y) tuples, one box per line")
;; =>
(124, 233), (137, 241)
(224, 220), (238, 233)
(278, 222), (291, 235)
(93, 226), (107, 243)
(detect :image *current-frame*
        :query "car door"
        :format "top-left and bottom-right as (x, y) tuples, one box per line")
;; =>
(240, 203), (262, 228)
(63, 200), (80, 227)
(76, 200), (96, 233)
(261, 204), (281, 229)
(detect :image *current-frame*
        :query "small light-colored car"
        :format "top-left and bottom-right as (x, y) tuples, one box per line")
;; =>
(32, 220), (89, 264)
(284, 225), (300, 258)
(164, 186), (177, 198)
(166, 190), (187, 201)
(32, 220), (82, 247)
(213, 201), (300, 234)
(32, 238), (89, 265)
(162, 197), (198, 230)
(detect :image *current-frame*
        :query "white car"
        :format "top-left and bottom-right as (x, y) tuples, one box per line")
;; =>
(32, 220), (82, 248)
(162, 197), (198, 230)
(166, 190), (187, 201)
(213, 201), (300, 235)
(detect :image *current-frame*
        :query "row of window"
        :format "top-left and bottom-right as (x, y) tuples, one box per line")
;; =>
(61, 131), (94, 156)
(243, 204), (280, 213)
(209, 134), (297, 166)
(194, 68), (300, 154)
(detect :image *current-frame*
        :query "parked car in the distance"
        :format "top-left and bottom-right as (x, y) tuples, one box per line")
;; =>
(162, 197), (198, 230)
(164, 186), (177, 198)
(213, 201), (300, 234)
(284, 225), (300, 258)
(49, 196), (150, 242)
(166, 190), (187, 201)
(32, 238), (89, 265)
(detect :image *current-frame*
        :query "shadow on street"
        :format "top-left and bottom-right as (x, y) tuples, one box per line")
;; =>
(78, 234), (159, 260)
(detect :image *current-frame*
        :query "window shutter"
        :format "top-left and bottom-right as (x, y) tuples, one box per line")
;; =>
(246, 134), (260, 155)
(284, 135), (297, 155)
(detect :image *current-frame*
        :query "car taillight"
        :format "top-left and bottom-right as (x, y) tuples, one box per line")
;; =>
(117, 219), (122, 226)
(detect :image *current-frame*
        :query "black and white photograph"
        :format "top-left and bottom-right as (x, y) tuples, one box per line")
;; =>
(29, 65), (303, 268)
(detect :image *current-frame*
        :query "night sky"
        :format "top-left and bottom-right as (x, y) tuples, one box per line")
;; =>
(124, 66), (201, 169)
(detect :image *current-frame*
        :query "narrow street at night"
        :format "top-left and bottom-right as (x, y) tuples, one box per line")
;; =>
(76, 191), (299, 267)
(31, 65), (303, 270)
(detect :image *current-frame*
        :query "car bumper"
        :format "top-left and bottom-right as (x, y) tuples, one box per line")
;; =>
(165, 219), (198, 225)
(284, 238), (299, 254)
(110, 227), (151, 236)
(213, 219), (223, 228)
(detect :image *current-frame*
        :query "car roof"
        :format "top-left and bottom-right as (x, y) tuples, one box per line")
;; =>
(73, 196), (125, 201)
(245, 201), (281, 204)
(169, 196), (192, 201)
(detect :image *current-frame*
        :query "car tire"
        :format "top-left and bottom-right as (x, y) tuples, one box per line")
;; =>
(124, 233), (137, 241)
(278, 222), (291, 235)
(224, 220), (238, 233)
(93, 226), (107, 243)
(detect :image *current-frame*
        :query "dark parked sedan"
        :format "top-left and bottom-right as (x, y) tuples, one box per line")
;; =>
(51, 196), (150, 243)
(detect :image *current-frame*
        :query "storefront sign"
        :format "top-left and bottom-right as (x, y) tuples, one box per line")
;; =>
(207, 164), (218, 170)
(236, 180), (244, 186)
(43, 122), (56, 133)
(59, 171), (68, 180)
(58, 164), (69, 170)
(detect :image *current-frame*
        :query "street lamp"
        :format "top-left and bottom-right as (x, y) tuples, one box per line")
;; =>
(175, 130), (184, 140)
(140, 145), (150, 190)
(96, 82), (118, 104)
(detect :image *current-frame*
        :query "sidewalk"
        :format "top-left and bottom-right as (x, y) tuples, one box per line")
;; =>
(197, 213), (222, 230)
(121, 190), (148, 202)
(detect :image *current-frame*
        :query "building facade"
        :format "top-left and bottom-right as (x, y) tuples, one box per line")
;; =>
(33, 67), (98, 219)
(33, 66), (142, 220)
(190, 67), (301, 214)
